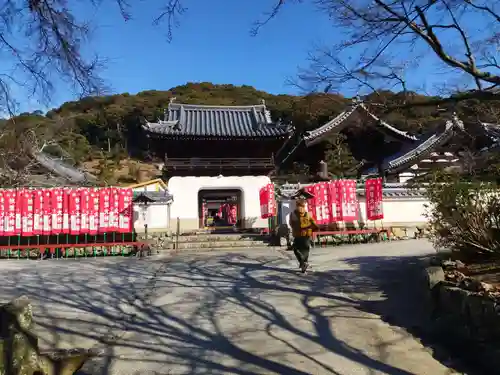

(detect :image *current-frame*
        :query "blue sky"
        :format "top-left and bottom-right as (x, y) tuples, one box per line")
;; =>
(43, 0), (336, 111)
(7, 0), (493, 113)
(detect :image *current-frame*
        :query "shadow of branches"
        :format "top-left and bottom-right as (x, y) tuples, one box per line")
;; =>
(0, 248), (468, 374)
(342, 255), (483, 375)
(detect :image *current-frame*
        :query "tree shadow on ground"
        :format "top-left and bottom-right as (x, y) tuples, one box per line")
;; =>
(342, 255), (485, 375)
(0, 251), (471, 374)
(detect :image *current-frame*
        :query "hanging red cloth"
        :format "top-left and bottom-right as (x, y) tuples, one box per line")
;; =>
(227, 204), (237, 225)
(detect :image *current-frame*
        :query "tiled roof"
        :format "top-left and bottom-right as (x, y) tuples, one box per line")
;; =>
(143, 102), (291, 138)
(303, 101), (418, 146)
(362, 118), (460, 175)
(279, 183), (425, 199)
(133, 191), (173, 204)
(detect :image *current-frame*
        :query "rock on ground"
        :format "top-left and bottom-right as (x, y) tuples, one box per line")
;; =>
(0, 240), (464, 375)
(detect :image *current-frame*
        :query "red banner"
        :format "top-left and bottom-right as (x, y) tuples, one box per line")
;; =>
(69, 189), (81, 235)
(32, 190), (42, 235)
(42, 189), (52, 235)
(338, 179), (359, 221)
(88, 188), (99, 235)
(20, 190), (32, 236)
(259, 186), (267, 219)
(260, 184), (277, 219)
(15, 190), (23, 235)
(51, 188), (63, 234)
(302, 185), (316, 220)
(61, 188), (70, 234)
(313, 182), (331, 225)
(108, 187), (120, 232)
(365, 178), (384, 220)
(99, 188), (110, 233)
(118, 188), (133, 233)
(0, 191), (5, 236)
(4, 190), (16, 236)
(267, 184), (276, 218)
(80, 188), (90, 234)
(327, 181), (341, 222)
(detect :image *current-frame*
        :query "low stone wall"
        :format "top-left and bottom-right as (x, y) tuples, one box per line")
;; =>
(136, 231), (171, 250)
(0, 296), (98, 374)
(137, 226), (431, 251)
(422, 262), (500, 371)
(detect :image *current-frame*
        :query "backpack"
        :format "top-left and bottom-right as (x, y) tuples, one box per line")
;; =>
(290, 210), (313, 237)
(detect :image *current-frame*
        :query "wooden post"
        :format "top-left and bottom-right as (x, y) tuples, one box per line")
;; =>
(175, 217), (180, 250)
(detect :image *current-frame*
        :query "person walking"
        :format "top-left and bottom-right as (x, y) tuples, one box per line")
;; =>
(288, 199), (319, 273)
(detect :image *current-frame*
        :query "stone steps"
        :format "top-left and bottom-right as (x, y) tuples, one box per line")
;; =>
(143, 232), (271, 251)
(157, 245), (273, 254)
(167, 239), (269, 250)
(173, 233), (266, 243)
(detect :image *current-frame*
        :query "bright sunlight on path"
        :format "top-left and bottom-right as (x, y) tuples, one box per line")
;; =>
(0, 240), (462, 375)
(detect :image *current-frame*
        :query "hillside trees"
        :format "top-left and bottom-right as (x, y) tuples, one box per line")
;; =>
(16, 83), (500, 176)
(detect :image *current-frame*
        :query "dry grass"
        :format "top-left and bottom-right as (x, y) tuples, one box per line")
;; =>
(82, 159), (162, 184)
(463, 261), (500, 287)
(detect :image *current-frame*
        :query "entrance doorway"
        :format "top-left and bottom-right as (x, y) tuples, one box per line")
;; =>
(198, 189), (242, 229)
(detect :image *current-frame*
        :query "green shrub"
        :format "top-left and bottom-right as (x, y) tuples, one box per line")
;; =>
(425, 176), (500, 259)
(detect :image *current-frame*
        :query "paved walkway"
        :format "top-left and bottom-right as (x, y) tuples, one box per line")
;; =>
(0, 240), (463, 374)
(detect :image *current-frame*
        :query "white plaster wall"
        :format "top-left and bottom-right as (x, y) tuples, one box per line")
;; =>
(133, 203), (169, 232)
(167, 176), (271, 230)
(279, 196), (428, 228)
(357, 197), (428, 226)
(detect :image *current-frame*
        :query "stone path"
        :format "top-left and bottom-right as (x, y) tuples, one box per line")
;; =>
(0, 240), (464, 374)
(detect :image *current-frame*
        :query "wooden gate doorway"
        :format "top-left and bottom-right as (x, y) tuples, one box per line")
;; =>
(198, 189), (242, 230)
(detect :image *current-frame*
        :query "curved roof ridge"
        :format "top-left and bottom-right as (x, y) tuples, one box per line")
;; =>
(303, 100), (420, 146)
(303, 103), (360, 145)
(385, 120), (455, 171)
(168, 102), (267, 110)
(358, 103), (418, 141)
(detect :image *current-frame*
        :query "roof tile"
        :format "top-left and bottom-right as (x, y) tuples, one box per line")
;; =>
(143, 103), (291, 138)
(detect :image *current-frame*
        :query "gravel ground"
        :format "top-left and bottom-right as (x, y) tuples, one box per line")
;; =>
(0, 240), (466, 375)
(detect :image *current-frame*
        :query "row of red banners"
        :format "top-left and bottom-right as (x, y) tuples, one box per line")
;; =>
(259, 178), (384, 222)
(0, 187), (133, 236)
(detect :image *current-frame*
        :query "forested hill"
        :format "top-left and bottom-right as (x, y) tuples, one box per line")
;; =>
(3, 82), (500, 183)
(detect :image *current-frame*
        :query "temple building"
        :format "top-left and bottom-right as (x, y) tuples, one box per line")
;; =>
(141, 99), (292, 231)
(277, 99), (500, 183)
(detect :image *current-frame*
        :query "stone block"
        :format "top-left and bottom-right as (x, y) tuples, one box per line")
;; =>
(425, 266), (445, 289)
(391, 227), (406, 239)
(403, 227), (415, 238)
(0, 296), (98, 375)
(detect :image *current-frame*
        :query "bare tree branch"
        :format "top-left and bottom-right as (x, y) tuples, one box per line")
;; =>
(286, 0), (500, 106)
(151, 0), (187, 42)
